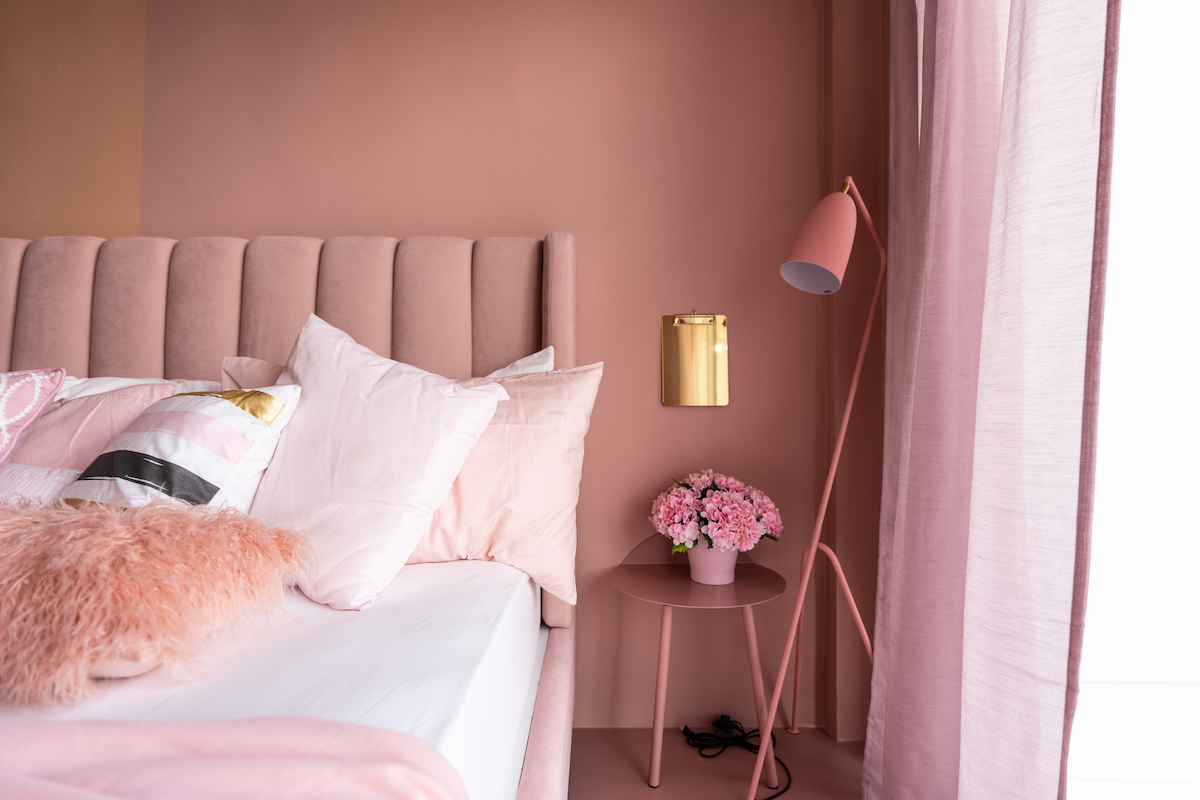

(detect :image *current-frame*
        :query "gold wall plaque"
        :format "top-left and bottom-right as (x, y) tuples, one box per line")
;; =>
(661, 314), (729, 406)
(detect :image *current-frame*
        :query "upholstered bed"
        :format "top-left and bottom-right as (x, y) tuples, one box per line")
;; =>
(0, 233), (579, 800)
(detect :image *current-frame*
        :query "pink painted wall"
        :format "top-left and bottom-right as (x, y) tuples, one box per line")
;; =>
(820, 1), (889, 740)
(128, 0), (883, 735)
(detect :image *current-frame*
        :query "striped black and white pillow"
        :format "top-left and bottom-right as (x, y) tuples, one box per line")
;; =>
(62, 386), (301, 512)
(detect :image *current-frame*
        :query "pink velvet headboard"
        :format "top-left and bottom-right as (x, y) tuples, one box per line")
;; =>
(0, 233), (577, 627)
(0, 234), (575, 380)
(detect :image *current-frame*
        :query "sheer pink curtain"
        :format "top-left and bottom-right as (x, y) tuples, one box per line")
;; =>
(864, 1), (1119, 798)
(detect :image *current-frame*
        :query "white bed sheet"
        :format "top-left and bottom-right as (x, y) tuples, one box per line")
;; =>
(8, 561), (542, 800)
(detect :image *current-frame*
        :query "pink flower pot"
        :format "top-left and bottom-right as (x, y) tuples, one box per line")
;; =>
(687, 545), (738, 585)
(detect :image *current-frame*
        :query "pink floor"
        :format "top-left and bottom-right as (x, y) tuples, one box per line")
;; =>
(569, 727), (864, 800)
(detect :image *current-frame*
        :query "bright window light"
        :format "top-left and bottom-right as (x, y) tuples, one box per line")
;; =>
(1067, 3), (1200, 798)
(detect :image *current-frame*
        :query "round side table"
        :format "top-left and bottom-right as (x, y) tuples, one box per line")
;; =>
(610, 535), (787, 789)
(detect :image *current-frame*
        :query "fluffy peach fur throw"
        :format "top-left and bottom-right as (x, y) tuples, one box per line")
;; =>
(0, 502), (312, 706)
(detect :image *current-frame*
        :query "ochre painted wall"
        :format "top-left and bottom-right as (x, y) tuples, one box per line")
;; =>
(0, 0), (887, 738)
(0, 0), (145, 239)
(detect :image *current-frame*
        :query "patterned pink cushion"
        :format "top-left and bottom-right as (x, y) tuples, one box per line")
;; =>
(0, 369), (65, 471)
(62, 386), (301, 513)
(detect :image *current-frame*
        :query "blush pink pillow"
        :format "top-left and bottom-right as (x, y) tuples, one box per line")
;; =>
(0, 368), (65, 470)
(9, 382), (175, 472)
(407, 363), (603, 605)
(249, 315), (509, 611)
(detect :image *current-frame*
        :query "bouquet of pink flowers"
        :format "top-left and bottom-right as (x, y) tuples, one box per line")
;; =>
(649, 469), (782, 553)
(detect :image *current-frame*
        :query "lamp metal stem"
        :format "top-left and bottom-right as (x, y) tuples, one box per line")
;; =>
(746, 176), (886, 799)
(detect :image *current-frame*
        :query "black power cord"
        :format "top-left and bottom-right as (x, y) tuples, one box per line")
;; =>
(681, 715), (792, 799)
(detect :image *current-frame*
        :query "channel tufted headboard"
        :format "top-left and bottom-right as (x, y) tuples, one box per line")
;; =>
(0, 234), (576, 382)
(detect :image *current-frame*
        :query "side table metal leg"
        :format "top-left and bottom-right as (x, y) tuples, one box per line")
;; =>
(649, 604), (673, 788)
(742, 606), (779, 789)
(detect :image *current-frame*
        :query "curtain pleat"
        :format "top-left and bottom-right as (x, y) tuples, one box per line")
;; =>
(866, 2), (1117, 798)
(1057, 3), (1121, 798)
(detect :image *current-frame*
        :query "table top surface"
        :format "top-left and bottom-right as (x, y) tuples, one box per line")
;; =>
(609, 562), (787, 609)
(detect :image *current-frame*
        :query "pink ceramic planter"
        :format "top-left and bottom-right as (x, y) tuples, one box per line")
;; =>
(686, 545), (738, 585)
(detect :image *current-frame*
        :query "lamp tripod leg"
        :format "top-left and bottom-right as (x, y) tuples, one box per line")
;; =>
(787, 604), (805, 735)
(745, 545), (819, 800)
(786, 545), (817, 735)
(816, 543), (873, 662)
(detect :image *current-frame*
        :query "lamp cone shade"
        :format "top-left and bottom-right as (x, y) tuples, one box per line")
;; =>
(780, 190), (857, 294)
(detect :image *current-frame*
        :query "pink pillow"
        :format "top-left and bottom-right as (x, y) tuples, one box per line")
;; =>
(221, 356), (284, 391)
(249, 315), (509, 611)
(228, 352), (597, 605)
(55, 377), (221, 402)
(0, 368), (65, 470)
(407, 364), (602, 605)
(10, 383), (175, 472)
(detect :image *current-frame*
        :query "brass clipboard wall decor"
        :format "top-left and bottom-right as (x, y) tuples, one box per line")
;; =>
(661, 313), (729, 406)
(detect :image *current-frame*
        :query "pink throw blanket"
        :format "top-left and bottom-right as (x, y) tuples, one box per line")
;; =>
(0, 716), (467, 800)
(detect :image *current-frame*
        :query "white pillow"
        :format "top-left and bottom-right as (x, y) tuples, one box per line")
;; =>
(249, 315), (509, 611)
(485, 345), (554, 378)
(56, 376), (222, 403)
(221, 346), (554, 391)
(61, 385), (301, 513)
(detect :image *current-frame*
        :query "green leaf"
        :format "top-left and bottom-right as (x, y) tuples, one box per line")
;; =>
(671, 543), (691, 554)
(763, 533), (779, 541)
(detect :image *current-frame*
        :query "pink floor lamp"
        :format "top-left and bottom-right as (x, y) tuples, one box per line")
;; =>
(746, 176), (884, 800)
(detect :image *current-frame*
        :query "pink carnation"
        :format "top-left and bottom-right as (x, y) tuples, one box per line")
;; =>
(683, 469), (715, 491)
(649, 485), (701, 547)
(712, 473), (747, 494)
(700, 494), (761, 552)
(749, 488), (783, 538)
(650, 470), (782, 553)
